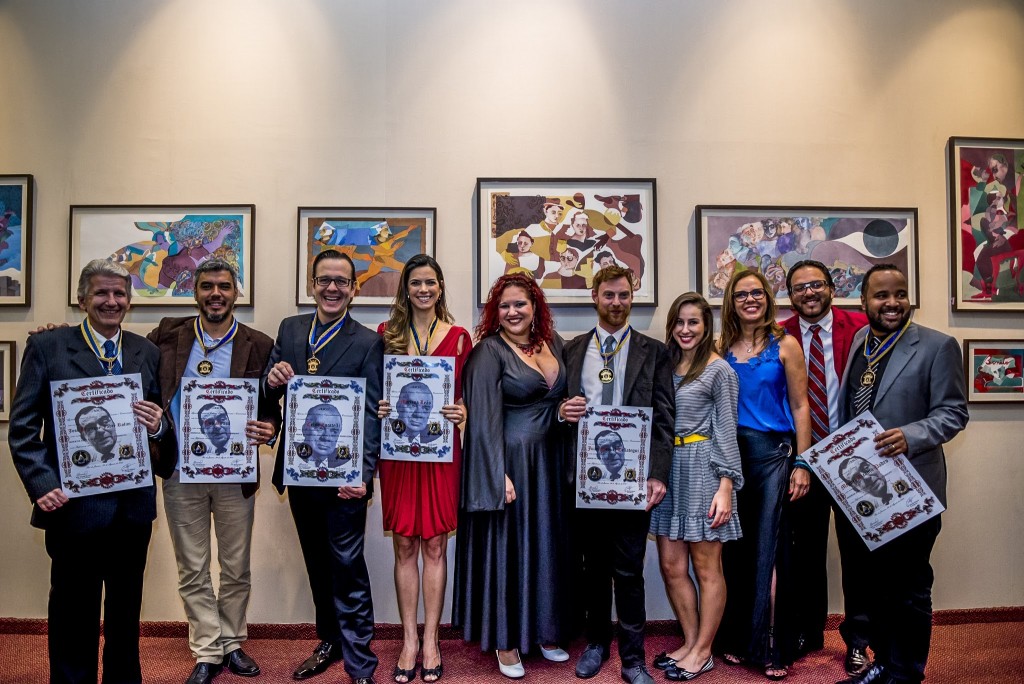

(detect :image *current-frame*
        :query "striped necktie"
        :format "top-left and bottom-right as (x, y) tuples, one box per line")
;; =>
(807, 324), (829, 442)
(853, 337), (880, 415)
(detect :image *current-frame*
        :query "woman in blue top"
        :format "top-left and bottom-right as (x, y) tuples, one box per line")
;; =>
(715, 269), (811, 681)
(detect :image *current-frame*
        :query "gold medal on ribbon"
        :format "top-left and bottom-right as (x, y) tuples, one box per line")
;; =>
(307, 357), (321, 375)
(860, 368), (876, 387)
(197, 359), (213, 376)
(598, 367), (615, 384)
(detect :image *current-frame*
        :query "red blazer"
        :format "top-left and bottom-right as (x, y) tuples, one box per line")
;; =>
(781, 307), (869, 376)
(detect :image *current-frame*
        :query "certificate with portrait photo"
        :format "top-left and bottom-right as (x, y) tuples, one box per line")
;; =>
(575, 404), (652, 509)
(283, 376), (365, 486)
(381, 355), (455, 462)
(50, 373), (153, 498)
(178, 378), (258, 483)
(800, 411), (944, 550)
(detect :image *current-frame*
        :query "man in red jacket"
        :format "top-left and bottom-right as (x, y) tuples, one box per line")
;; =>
(781, 260), (871, 677)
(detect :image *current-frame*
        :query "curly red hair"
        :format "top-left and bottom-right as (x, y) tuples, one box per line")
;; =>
(475, 274), (555, 345)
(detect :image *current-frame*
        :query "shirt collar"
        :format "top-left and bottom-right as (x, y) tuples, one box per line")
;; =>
(799, 308), (834, 336)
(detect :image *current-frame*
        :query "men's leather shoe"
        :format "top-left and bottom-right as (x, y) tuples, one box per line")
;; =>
(293, 641), (340, 680)
(621, 663), (655, 684)
(844, 646), (871, 677)
(836, 663), (891, 684)
(353, 678), (377, 684)
(185, 662), (222, 684)
(575, 644), (609, 679)
(223, 648), (261, 677)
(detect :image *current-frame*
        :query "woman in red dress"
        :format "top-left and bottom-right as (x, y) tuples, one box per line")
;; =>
(376, 254), (471, 684)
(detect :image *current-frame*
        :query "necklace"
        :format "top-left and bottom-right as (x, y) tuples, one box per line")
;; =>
(193, 316), (238, 376)
(504, 331), (537, 357)
(740, 336), (757, 354)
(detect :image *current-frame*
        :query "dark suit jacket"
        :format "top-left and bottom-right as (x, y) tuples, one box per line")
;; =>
(262, 313), (384, 494)
(563, 328), (675, 485)
(839, 323), (969, 507)
(9, 326), (162, 531)
(781, 306), (868, 376)
(147, 316), (280, 498)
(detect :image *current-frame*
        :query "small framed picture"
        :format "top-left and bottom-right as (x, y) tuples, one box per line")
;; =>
(0, 340), (16, 421)
(476, 178), (658, 306)
(68, 204), (255, 306)
(0, 174), (34, 306)
(963, 339), (1024, 403)
(695, 205), (919, 308)
(296, 207), (436, 306)
(947, 137), (1024, 311)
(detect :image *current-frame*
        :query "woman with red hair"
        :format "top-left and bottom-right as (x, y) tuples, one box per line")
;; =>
(453, 273), (572, 679)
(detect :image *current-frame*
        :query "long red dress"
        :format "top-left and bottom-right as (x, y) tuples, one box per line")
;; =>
(377, 324), (472, 538)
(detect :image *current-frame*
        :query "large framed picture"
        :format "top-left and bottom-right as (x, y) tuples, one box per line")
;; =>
(0, 340), (16, 422)
(0, 174), (34, 306)
(68, 204), (255, 307)
(296, 207), (436, 306)
(948, 137), (1024, 311)
(963, 339), (1024, 403)
(695, 205), (919, 308)
(476, 178), (658, 306)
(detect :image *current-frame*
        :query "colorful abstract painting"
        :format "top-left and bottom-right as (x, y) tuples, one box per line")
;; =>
(949, 137), (1024, 311)
(0, 175), (34, 306)
(68, 205), (254, 306)
(964, 340), (1024, 403)
(477, 179), (657, 306)
(296, 207), (435, 306)
(696, 206), (918, 308)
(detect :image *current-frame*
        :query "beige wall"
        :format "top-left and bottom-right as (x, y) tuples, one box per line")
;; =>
(1, 0), (1022, 624)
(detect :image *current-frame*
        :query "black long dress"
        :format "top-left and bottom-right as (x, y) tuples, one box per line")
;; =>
(452, 334), (572, 654)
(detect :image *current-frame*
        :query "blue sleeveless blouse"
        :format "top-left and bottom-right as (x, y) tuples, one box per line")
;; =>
(725, 334), (795, 433)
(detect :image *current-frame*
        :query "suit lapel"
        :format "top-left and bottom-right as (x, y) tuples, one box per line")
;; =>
(311, 315), (358, 376)
(175, 319), (195, 383)
(230, 324), (254, 377)
(621, 330), (646, 403)
(875, 324), (918, 405)
(566, 331), (592, 396)
(121, 333), (146, 374)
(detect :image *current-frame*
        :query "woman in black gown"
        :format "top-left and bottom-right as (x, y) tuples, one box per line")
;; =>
(453, 273), (572, 679)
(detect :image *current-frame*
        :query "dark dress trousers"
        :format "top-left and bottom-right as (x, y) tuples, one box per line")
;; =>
(838, 323), (968, 683)
(262, 313), (384, 680)
(781, 307), (870, 651)
(147, 316), (281, 496)
(562, 329), (674, 667)
(9, 327), (163, 684)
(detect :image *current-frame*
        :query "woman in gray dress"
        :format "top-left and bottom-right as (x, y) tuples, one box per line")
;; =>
(452, 273), (572, 679)
(650, 292), (744, 682)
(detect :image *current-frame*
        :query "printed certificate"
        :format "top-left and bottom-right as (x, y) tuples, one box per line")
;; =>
(381, 355), (455, 462)
(576, 404), (652, 509)
(178, 378), (259, 483)
(283, 376), (365, 486)
(801, 411), (945, 550)
(50, 373), (152, 498)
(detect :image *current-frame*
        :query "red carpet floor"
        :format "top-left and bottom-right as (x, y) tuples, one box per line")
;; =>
(1, 616), (1021, 683)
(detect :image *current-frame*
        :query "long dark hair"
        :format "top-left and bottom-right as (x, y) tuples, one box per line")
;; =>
(382, 255), (454, 354)
(664, 292), (715, 385)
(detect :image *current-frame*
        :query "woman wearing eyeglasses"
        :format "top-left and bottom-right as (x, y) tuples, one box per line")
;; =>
(715, 269), (811, 681)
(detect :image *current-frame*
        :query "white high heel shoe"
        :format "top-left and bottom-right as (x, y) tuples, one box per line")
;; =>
(540, 645), (570, 662)
(496, 649), (525, 679)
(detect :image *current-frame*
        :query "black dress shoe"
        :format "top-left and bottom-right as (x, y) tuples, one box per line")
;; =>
(354, 678), (377, 684)
(224, 648), (261, 677)
(844, 646), (871, 677)
(185, 662), (222, 684)
(795, 632), (824, 657)
(293, 641), (341, 680)
(836, 663), (891, 684)
(651, 651), (676, 670)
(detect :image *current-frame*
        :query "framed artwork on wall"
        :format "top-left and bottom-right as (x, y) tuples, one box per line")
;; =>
(476, 178), (658, 306)
(0, 340), (16, 422)
(695, 205), (919, 308)
(296, 207), (436, 307)
(68, 204), (255, 307)
(948, 137), (1024, 311)
(963, 339), (1024, 403)
(0, 174), (34, 306)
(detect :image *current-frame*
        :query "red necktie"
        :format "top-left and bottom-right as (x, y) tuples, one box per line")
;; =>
(807, 324), (829, 443)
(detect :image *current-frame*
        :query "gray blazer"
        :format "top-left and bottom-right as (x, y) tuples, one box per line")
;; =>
(839, 323), (968, 507)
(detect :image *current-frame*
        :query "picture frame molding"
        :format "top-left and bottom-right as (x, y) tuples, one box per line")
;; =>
(0, 174), (35, 307)
(962, 337), (1024, 404)
(0, 339), (18, 422)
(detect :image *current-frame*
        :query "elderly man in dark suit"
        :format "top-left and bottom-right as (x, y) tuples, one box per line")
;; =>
(560, 265), (674, 684)
(781, 259), (872, 675)
(835, 264), (968, 684)
(147, 257), (279, 684)
(262, 249), (384, 684)
(9, 259), (165, 684)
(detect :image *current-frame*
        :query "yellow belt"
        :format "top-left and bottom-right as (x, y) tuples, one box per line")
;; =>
(675, 434), (708, 445)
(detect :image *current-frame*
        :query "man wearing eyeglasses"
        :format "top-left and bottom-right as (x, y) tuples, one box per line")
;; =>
(781, 260), (871, 676)
(262, 249), (384, 684)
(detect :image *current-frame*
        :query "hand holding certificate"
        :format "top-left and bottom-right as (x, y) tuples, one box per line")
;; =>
(800, 411), (944, 550)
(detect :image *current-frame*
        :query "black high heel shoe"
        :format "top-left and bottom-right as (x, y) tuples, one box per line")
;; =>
(421, 641), (443, 683)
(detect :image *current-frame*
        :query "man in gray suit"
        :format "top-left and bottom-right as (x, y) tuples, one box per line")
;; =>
(9, 259), (165, 684)
(262, 249), (383, 684)
(836, 264), (968, 684)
